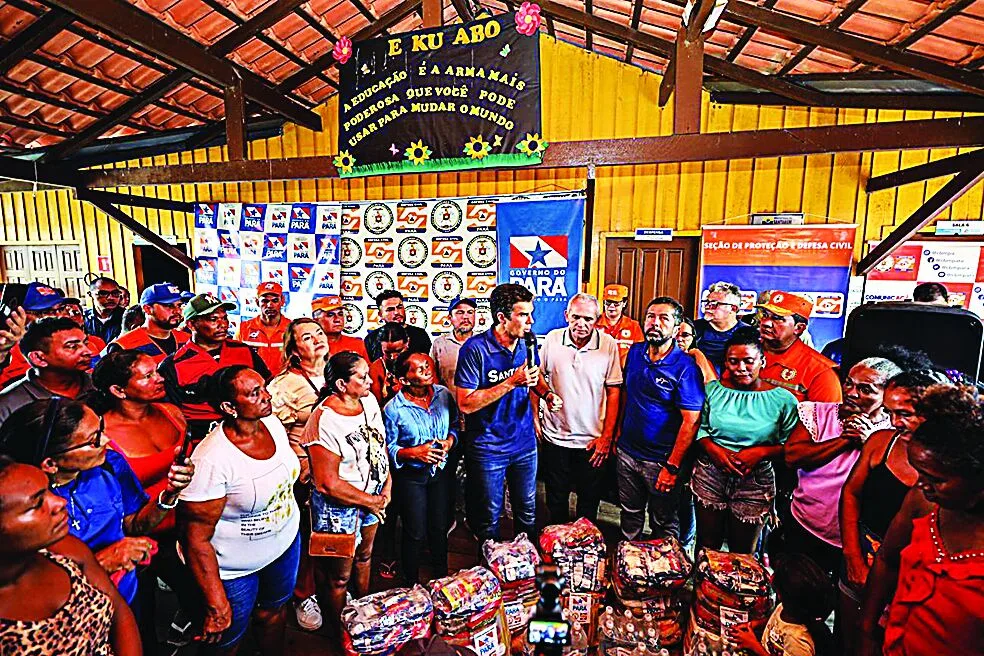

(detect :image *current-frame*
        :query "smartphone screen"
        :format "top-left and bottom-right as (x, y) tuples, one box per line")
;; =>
(527, 620), (571, 646)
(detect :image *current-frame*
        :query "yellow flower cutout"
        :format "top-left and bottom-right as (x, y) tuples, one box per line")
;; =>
(463, 135), (492, 160)
(333, 150), (355, 174)
(517, 133), (548, 157)
(405, 140), (432, 166)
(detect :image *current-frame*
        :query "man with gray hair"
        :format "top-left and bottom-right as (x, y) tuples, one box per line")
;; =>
(535, 293), (623, 523)
(695, 281), (756, 373)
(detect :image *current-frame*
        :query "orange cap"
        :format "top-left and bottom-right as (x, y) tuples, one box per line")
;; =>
(603, 284), (629, 301)
(756, 291), (813, 319)
(312, 295), (343, 313)
(257, 281), (283, 296)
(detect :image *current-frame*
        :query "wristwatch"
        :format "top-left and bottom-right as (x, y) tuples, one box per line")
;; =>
(662, 462), (680, 476)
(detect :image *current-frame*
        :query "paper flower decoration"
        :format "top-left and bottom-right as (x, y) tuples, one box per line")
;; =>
(463, 135), (492, 160)
(515, 2), (542, 36)
(332, 37), (353, 65)
(405, 140), (432, 166)
(333, 150), (355, 174)
(517, 133), (548, 157)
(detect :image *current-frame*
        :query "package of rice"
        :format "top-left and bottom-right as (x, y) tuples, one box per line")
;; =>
(341, 585), (433, 656)
(428, 567), (511, 656)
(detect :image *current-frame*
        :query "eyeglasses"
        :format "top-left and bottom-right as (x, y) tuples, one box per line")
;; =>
(46, 413), (106, 458)
(603, 300), (623, 306)
(94, 290), (122, 298)
(702, 300), (738, 310)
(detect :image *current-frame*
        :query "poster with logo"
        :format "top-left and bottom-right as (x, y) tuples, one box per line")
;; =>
(496, 196), (585, 333)
(335, 12), (543, 177)
(698, 225), (857, 350)
(338, 191), (583, 337)
(193, 202), (341, 335)
(863, 240), (984, 314)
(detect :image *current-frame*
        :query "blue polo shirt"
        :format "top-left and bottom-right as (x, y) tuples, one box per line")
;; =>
(455, 328), (538, 459)
(53, 450), (148, 603)
(694, 319), (757, 373)
(619, 341), (706, 463)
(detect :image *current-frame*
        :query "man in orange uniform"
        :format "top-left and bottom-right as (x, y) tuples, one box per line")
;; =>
(756, 291), (841, 403)
(102, 282), (189, 365)
(237, 281), (290, 376)
(596, 284), (644, 366)
(311, 295), (369, 360)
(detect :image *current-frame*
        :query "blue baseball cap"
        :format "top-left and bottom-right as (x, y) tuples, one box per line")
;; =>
(140, 283), (185, 305)
(23, 282), (77, 311)
(180, 291), (195, 301)
(448, 296), (478, 311)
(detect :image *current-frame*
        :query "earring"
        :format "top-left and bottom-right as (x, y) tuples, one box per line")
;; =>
(229, 410), (238, 419)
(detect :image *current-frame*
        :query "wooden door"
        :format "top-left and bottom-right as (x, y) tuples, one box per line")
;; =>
(603, 237), (700, 321)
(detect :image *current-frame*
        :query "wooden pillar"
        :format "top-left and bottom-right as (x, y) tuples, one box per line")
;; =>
(673, 26), (703, 134)
(423, 0), (443, 28)
(224, 75), (247, 161)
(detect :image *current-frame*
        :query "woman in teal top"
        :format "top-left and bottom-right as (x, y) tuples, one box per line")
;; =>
(692, 332), (798, 553)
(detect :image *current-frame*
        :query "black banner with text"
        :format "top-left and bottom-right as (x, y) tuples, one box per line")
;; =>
(335, 12), (543, 177)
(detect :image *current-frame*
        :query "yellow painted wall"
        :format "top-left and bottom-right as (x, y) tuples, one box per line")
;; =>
(0, 37), (982, 297)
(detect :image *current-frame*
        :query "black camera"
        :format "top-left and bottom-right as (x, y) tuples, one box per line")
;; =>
(527, 564), (571, 655)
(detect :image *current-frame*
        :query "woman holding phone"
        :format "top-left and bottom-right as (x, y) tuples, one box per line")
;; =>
(88, 350), (202, 650)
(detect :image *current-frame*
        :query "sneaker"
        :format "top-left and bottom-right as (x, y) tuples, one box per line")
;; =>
(164, 609), (194, 651)
(295, 595), (323, 631)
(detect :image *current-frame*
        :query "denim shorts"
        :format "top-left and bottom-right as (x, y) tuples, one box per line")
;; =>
(690, 455), (775, 523)
(218, 533), (301, 648)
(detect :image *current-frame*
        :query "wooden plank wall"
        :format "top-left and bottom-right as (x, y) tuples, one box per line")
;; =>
(0, 37), (982, 297)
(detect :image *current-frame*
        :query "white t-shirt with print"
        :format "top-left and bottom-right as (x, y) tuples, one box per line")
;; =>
(762, 604), (815, 656)
(302, 393), (389, 495)
(180, 415), (300, 580)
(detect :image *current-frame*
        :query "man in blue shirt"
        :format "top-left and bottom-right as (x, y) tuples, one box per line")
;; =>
(617, 296), (705, 541)
(455, 284), (561, 541)
(694, 281), (756, 373)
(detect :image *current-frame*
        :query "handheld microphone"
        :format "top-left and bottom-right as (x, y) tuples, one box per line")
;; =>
(524, 331), (537, 370)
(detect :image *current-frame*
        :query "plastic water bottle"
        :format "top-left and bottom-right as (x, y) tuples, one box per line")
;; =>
(565, 621), (589, 656)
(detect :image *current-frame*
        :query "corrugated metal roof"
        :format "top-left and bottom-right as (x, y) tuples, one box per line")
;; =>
(0, 0), (981, 151)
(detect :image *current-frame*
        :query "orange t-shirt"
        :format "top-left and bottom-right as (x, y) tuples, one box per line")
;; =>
(597, 314), (644, 365)
(327, 334), (370, 361)
(761, 338), (842, 403)
(237, 315), (290, 376)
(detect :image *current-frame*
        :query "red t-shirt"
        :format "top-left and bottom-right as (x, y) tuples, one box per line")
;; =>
(597, 314), (644, 365)
(327, 334), (370, 361)
(369, 357), (401, 408)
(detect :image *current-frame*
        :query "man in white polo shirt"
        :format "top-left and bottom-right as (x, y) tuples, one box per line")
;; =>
(535, 293), (622, 524)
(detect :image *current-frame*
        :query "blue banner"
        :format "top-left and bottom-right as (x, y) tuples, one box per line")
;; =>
(496, 198), (584, 333)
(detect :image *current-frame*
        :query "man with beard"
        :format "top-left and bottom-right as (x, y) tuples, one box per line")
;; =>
(364, 290), (432, 362)
(237, 281), (291, 375)
(756, 291), (841, 403)
(102, 283), (190, 364)
(159, 294), (270, 439)
(616, 296), (705, 541)
(84, 277), (126, 344)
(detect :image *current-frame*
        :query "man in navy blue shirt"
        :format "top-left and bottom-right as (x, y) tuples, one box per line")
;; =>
(694, 281), (756, 373)
(455, 284), (561, 541)
(617, 296), (705, 541)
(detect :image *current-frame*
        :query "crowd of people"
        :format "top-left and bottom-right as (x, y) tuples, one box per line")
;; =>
(0, 275), (981, 656)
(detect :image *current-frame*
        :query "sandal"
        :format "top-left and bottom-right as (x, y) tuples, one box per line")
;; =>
(378, 560), (398, 580)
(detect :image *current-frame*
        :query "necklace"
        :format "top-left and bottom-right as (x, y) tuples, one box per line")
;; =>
(53, 479), (83, 532)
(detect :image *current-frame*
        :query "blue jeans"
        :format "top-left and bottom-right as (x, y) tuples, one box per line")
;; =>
(217, 533), (300, 648)
(470, 448), (537, 541)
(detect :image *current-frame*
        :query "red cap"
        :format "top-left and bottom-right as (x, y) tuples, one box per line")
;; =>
(257, 281), (283, 296)
(312, 295), (343, 313)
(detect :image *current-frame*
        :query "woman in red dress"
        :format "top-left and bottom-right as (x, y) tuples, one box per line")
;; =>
(860, 384), (984, 656)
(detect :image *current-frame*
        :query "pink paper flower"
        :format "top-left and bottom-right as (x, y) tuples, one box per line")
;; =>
(515, 2), (542, 36)
(332, 36), (353, 65)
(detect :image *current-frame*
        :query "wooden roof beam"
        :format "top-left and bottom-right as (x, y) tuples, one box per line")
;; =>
(538, 0), (826, 105)
(75, 188), (194, 213)
(728, 0), (984, 97)
(76, 116), (984, 187)
(82, 196), (195, 269)
(866, 149), (984, 192)
(0, 9), (74, 75)
(45, 0), (322, 130)
(277, 0), (423, 92)
(857, 163), (984, 275)
(39, 0), (313, 163)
